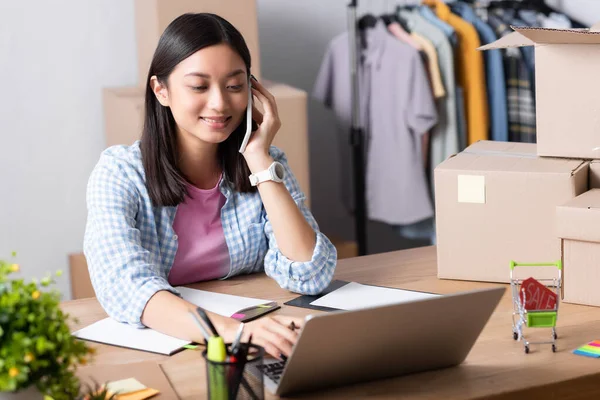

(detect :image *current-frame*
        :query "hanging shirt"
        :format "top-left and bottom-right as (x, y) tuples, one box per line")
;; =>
(453, 2), (508, 142)
(399, 9), (459, 187)
(387, 21), (423, 51)
(487, 14), (536, 143)
(419, 5), (458, 45)
(415, 7), (468, 152)
(313, 21), (437, 225)
(167, 179), (230, 286)
(409, 32), (446, 99)
(423, 0), (489, 145)
(540, 12), (572, 29)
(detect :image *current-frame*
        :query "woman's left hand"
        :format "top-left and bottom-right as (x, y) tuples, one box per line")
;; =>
(242, 77), (281, 165)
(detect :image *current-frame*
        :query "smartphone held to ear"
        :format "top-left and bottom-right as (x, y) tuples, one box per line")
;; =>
(239, 76), (258, 153)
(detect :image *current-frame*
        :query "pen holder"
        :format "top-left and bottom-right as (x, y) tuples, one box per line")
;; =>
(202, 343), (265, 400)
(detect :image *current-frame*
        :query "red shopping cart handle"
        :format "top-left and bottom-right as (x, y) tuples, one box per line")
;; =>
(520, 277), (557, 310)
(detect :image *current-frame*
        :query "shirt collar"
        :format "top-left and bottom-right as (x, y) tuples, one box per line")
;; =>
(363, 20), (387, 69)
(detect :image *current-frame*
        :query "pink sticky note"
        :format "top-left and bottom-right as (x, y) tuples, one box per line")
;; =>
(231, 313), (245, 319)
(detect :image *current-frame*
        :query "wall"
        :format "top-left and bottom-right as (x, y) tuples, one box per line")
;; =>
(0, 1), (138, 297)
(546, 0), (600, 26)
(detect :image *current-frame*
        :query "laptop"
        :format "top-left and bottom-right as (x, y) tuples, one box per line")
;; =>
(257, 286), (505, 396)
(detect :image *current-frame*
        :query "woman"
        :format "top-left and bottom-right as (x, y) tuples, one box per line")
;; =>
(84, 13), (337, 359)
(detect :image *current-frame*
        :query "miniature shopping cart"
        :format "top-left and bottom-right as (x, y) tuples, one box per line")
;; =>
(510, 260), (562, 354)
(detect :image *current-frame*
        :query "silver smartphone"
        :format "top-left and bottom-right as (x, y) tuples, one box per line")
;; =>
(239, 76), (254, 153)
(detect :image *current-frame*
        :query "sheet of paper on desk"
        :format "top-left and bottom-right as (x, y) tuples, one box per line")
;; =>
(177, 286), (273, 317)
(72, 317), (190, 355)
(310, 282), (440, 310)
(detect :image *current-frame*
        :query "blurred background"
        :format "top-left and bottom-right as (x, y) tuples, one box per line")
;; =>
(1, 0), (598, 299)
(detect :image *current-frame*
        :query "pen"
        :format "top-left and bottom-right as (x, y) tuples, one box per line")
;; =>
(188, 310), (211, 344)
(230, 323), (245, 356)
(197, 307), (220, 337)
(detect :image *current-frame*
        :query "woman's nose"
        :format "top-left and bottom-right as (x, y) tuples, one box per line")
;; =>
(208, 88), (228, 112)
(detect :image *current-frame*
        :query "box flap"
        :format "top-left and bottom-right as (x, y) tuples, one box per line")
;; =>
(479, 26), (600, 51)
(436, 141), (585, 175)
(513, 26), (600, 45)
(557, 189), (600, 242)
(478, 31), (534, 51)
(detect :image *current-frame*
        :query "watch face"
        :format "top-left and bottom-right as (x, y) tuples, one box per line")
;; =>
(273, 162), (285, 180)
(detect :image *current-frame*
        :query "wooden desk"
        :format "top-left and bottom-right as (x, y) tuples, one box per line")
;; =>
(62, 246), (600, 399)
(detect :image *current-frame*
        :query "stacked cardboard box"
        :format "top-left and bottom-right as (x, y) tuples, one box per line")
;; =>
(435, 24), (600, 306)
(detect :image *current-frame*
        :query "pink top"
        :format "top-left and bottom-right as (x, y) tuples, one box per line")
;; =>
(168, 178), (230, 286)
(388, 22), (422, 51)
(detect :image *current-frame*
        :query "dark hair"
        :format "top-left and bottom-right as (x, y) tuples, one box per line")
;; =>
(141, 13), (255, 207)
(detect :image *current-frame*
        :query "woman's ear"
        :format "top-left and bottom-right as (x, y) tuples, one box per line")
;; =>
(150, 76), (169, 107)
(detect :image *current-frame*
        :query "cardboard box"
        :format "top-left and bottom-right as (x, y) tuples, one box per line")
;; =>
(556, 189), (600, 306)
(590, 161), (600, 189)
(435, 141), (588, 283)
(480, 25), (600, 159)
(103, 82), (311, 204)
(103, 87), (145, 148)
(69, 253), (95, 300)
(134, 0), (261, 87)
(330, 237), (358, 260)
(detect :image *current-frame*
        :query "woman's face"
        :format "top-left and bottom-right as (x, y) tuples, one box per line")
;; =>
(156, 43), (249, 145)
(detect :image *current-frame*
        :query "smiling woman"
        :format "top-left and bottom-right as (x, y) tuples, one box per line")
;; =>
(83, 13), (337, 359)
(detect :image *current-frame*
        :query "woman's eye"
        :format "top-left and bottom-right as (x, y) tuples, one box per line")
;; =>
(228, 85), (243, 91)
(191, 86), (208, 91)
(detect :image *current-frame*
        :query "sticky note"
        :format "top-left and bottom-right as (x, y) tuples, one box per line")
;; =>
(579, 345), (600, 355)
(106, 378), (146, 395)
(117, 388), (160, 400)
(231, 313), (245, 319)
(573, 340), (600, 358)
(574, 349), (600, 358)
(457, 175), (485, 204)
(183, 344), (199, 350)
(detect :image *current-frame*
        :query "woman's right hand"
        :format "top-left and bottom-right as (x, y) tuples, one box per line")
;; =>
(225, 315), (304, 360)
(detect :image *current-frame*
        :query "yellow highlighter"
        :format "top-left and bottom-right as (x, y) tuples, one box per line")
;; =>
(207, 336), (228, 400)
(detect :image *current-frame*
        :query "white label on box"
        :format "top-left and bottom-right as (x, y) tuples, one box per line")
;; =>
(458, 175), (485, 204)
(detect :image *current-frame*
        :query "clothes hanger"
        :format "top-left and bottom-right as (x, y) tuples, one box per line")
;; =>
(358, 13), (379, 30)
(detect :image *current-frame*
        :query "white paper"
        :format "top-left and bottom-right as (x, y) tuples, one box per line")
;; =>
(72, 318), (190, 355)
(177, 287), (272, 317)
(310, 282), (440, 310)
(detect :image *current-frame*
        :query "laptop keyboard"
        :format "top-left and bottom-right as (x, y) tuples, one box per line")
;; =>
(257, 360), (287, 383)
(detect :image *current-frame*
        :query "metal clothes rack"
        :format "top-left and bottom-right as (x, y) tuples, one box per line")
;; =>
(347, 0), (367, 256)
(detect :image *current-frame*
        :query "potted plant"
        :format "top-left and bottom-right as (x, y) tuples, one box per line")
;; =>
(0, 253), (93, 399)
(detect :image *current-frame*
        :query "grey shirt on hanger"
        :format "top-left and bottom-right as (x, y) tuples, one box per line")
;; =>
(313, 21), (437, 225)
(399, 9), (460, 186)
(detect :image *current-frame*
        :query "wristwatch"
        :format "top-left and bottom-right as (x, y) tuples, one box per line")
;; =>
(249, 161), (285, 186)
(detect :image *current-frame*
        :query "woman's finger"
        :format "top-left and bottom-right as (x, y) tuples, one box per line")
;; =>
(266, 318), (300, 344)
(272, 315), (304, 331)
(251, 87), (278, 119)
(257, 326), (294, 357)
(251, 104), (263, 125)
(251, 78), (279, 114)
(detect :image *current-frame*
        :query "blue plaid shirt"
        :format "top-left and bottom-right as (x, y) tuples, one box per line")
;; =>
(83, 141), (337, 327)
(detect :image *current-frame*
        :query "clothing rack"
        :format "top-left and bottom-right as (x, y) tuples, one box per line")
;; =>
(347, 0), (367, 256)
